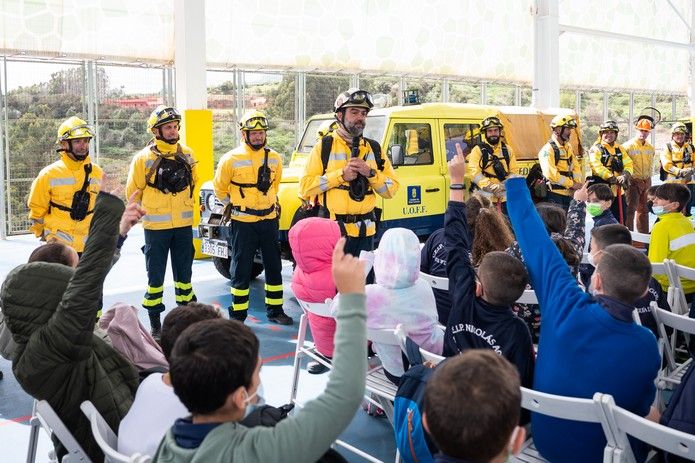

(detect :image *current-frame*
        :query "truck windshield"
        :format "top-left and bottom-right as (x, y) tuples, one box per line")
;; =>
(296, 115), (386, 154)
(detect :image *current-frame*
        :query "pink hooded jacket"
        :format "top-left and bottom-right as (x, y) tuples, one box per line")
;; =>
(290, 217), (341, 357)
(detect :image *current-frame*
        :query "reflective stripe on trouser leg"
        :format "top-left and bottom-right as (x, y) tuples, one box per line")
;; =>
(143, 285), (165, 313)
(174, 281), (196, 304)
(171, 226), (196, 305)
(231, 287), (250, 312)
(264, 283), (283, 312)
(143, 228), (173, 315)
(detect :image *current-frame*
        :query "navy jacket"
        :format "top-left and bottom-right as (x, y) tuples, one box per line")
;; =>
(420, 228), (451, 324)
(443, 201), (534, 389)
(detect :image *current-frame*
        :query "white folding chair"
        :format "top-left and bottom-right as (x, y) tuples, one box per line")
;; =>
(394, 324), (445, 366)
(27, 400), (90, 463)
(289, 298), (334, 404)
(511, 388), (614, 463)
(630, 231), (651, 246)
(79, 401), (151, 463)
(650, 303), (695, 409)
(665, 259), (695, 317)
(650, 261), (674, 310)
(516, 289), (539, 305)
(600, 394), (695, 463)
(364, 327), (402, 424)
(419, 271), (449, 291)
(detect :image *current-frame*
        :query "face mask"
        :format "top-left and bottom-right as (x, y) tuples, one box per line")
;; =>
(242, 383), (265, 420)
(504, 427), (520, 462)
(587, 250), (601, 268)
(652, 205), (668, 216)
(586, 202), (604, 217)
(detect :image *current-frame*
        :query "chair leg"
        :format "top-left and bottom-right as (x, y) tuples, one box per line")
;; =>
(289, 314), (308, 404)
(25, 416), (41, 463)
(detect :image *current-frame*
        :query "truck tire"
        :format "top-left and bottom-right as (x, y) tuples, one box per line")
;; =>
(212, 257), (264, 281)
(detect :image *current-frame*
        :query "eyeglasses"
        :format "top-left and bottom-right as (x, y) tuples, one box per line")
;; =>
(241, 116), (269, 130)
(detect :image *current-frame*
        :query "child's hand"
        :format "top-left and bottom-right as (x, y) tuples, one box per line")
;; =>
(332, 238), (365, 295)
(448, 153), (466, 184)
(573, 181), (589, 202)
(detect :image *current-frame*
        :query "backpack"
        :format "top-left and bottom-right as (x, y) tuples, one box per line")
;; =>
(393, 337), (441, 463)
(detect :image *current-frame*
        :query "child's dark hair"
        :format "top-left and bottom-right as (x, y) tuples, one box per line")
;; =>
(477, 252), (528, 306)
(160, 302), (221, 362)
(655, 183), (691, 212)
(28, 242), (75, 266)
(424, 350), (520, 461)
(596, 244), (651, 304)
(587, 183), (614, 201)
(169, 318), (259, 414)
(472, 209), (515, 267)
(591, 224), (631, 250)
(536, 202), (567, 234)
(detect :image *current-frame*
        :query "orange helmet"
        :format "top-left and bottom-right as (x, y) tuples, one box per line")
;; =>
(635, 118), (653, 131)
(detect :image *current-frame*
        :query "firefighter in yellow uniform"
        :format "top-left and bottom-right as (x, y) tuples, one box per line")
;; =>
(467, 116), (518, 214)
(126, 106), (198, 337)
(661, 122), (694, 217)
(299, 89), (399, 260)
(622, 116), (656, 232)
(213, 110), (293, 325)
(538, 115), (583, 210)
(28, 116), (103, 253)
(589, 120), (633, 224)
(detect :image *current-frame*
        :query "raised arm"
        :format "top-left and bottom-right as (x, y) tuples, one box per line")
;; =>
(506, 177), (590, 330)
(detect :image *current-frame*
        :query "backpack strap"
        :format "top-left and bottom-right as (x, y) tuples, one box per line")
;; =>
(479, 142), (510, 180)
(321, 135), (333, 175)
(364, 137), (385, 171)
(548, 140), (562, 165)
(49, 163), (94, 215)
(404, 337), (424, 367)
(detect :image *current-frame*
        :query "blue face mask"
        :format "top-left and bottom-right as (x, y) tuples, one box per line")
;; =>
(242, 383), (265, 419)
(652, 205), (668, 216)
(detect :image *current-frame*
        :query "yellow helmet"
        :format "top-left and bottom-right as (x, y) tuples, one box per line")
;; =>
(550, 115), (577, 129)
(480, 116), (504, 132)
(599, 120), (619, 134)
(671, 122), (688, 135)
(147, 105), (181, 131)
(239, 110), (269, 131)
(56, 116), (93, 143)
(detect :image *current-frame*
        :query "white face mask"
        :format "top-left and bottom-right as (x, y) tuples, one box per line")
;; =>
(505, 427), (520, 462)
(242, 383), (265, 419)
(587, 250), (602, 268)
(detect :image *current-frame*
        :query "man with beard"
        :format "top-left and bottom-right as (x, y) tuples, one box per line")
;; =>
(213, 110), (293, 325)
(127, 106), (199, 337)
(300, 89), (399, 258)
(467, 116), (518, 214)
(538, 115), (583, 210)
(28, 116), (104, 254)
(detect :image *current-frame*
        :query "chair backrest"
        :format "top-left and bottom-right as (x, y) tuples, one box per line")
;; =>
(296, 298), (333, 318)
(80, 401), (152, 463)
(665, 259), (693, 316)
(516, 289), (538, 305)
(630, 231), (651, 245)
(601, 394), (695, 462)
(394, 324), (445, 365)
(34, 400), (90, 462)
(520, 388), (615, 460)
(419, 271), (449, 291)
(651, 302), (695, 371)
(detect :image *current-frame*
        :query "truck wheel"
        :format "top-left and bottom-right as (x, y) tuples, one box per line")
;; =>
(212, 257), (264, 281)
(213, 256), (232, 280)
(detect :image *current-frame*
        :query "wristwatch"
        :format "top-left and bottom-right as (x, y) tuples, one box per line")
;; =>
(368, 168), (376, 178)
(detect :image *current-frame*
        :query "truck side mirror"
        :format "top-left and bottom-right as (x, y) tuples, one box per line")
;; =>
(389, 144), (403, 166)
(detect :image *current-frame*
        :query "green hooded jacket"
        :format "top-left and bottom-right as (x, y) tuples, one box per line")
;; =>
(1, 193), (139, 461)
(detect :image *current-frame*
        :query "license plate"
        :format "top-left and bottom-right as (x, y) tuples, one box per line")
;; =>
(201, 239), (228, 258)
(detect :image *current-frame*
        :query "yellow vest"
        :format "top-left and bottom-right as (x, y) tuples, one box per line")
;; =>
(622, 137), (654, 180)
(538, 137), (582, 196)
(661, 142), (694, 185)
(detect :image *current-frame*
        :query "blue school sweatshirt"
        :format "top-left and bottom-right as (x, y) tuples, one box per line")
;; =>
(506, 177), (660, 463)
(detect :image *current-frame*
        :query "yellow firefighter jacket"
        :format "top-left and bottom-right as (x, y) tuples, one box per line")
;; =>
(126, 139), (198, 230)
(27, 153), (103, 253)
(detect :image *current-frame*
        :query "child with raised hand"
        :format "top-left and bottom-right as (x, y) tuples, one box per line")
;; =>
(443, 152), (534, 389)
(153, 238), (368, 462)
(505, 175), (660, 463)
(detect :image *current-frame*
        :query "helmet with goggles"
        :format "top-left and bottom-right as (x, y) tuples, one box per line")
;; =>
(57, 116), (94, 143)
(239, 110), (269, 131)
(599, 120), (619, 134)
(550, 114), (577, 129)
(147, 106), (181, 131)
(334, 88), (374, 113)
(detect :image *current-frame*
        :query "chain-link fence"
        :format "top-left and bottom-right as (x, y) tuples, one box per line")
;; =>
(1, 59), (690, 235)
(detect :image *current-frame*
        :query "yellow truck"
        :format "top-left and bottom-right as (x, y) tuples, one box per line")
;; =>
(198, 102), (581, 279)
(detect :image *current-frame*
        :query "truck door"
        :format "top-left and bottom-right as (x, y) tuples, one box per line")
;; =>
(378, 119), (446, 237)
(437, 120), (482, 189)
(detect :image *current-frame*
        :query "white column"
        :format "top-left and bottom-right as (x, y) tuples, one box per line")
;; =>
(532, 0), (560, 109)
(174, 0), (207, 111)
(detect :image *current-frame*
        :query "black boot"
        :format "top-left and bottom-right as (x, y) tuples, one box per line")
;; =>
(149, 313), (162, 340)
(228, 307), (247, 323)
(267, 310), (293, 326)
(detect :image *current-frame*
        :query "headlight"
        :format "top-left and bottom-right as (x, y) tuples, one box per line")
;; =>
(206, 193), (217, 211)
